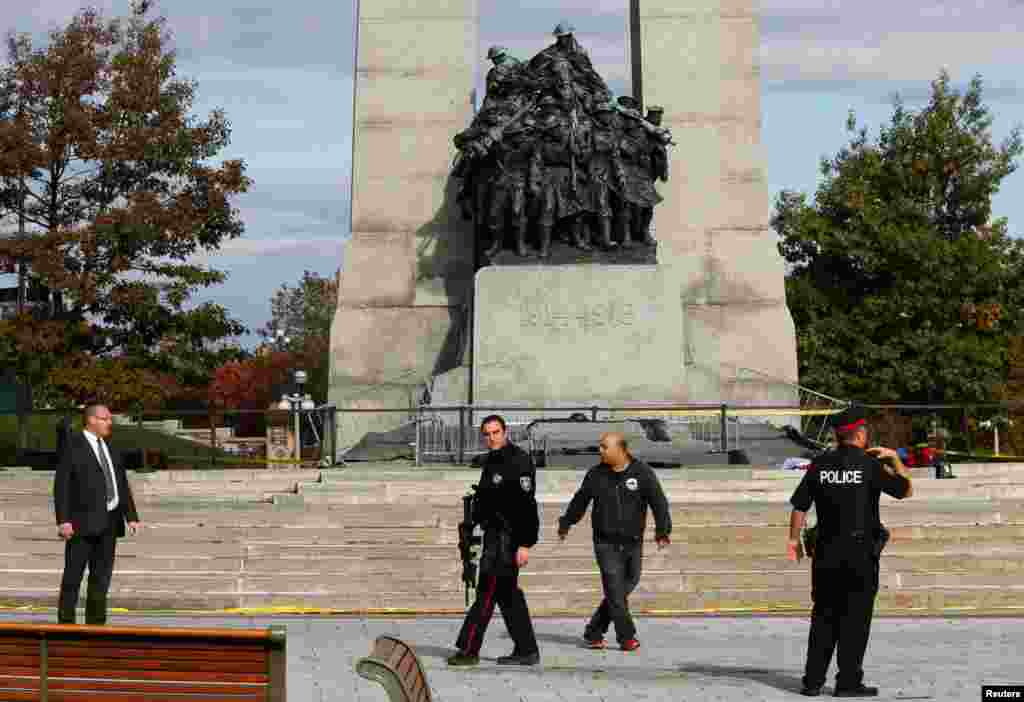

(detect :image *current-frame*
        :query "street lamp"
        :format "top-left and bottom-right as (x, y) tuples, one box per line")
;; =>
(281, 369), (310, 465)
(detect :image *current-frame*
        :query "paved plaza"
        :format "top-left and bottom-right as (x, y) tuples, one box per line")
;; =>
(3, 612), (1020, 701)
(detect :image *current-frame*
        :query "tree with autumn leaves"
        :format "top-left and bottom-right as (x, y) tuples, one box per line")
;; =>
(775, 71), (1024, 403)
(0, 2), (249, 408)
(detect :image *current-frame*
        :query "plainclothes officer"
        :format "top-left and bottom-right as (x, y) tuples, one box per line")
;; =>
(54, 402), (141, 625)
(557, 432), (671, 651)
(788, 406), (913, 697)
(449, 415), (540, 666)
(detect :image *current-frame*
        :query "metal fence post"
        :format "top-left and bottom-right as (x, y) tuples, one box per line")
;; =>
(720, 403), (728, 452)
(457, 406), (466, 466)
(209, 412), (216, 468)
(415, 405), (422, 467)
(591, 405), (598, 422)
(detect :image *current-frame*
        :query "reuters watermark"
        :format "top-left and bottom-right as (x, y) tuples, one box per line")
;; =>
(983, 685), (1024, 700)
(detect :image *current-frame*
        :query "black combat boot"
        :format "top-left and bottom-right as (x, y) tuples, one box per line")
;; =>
(497, 650), (540, 665)
(834, 684), (879, 697)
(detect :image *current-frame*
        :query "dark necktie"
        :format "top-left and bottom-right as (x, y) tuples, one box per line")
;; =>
(98, 439), (115, 502)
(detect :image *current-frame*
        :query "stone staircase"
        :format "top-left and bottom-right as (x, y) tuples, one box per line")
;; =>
(0, 463), (1022, 615)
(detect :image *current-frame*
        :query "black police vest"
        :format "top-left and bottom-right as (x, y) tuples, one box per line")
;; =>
(812, 447), (878, 539)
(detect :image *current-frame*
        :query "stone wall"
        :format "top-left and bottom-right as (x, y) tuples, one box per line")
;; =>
(329, 0), (479, 451)
(639, 0), (799, 402)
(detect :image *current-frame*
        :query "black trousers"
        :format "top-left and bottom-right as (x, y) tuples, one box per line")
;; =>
(802, 538), (880, 690)
(585, 541), (643, 643)
(58, 512), (118, 625)
(455, 569), (538, 656)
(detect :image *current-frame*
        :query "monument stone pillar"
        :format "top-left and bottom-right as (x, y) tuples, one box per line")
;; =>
(638, 0), (799, 401)
(329, 0), (479, 452)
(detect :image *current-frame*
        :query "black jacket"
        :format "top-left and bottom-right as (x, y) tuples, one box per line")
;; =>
(559, 460), (671, 544)
(54, 432), (140, 537)
(790, 445), (910, 539)
(473, 442), (540, 550)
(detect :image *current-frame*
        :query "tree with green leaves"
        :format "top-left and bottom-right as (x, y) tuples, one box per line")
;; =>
(0, 2), (250, 408)
(258, 270), (337, 403)
(260, 270), (337, 348)
(774, 71), (1024, 403)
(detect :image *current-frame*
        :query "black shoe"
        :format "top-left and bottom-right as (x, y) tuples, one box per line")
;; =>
(800, 685), (823, 696)
(834, 684), (878, 697)
(446, 652), (479, 666)
(496, 651), (540, 665)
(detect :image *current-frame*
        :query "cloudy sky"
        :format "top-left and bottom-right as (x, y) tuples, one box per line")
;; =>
(2, 1), (1023, 345)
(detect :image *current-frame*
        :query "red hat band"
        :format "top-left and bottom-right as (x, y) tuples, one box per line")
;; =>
(836, 418), (866, 432)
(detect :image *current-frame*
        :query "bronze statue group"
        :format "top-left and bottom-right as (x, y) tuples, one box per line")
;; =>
(452, 22), (673, 260)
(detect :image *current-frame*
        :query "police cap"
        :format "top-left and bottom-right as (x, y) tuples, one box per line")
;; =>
(829, 405), (867, 433)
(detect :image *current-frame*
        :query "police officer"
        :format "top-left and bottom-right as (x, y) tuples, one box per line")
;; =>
(449, 414), (540, 666)
(557, 432), (671, 651)
(788, 406), (913, 697)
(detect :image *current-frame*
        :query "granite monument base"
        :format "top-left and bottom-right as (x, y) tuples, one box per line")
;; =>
(472, 263), (799, 413)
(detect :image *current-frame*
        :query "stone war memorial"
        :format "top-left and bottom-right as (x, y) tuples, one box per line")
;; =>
(329, 0), (799, 450)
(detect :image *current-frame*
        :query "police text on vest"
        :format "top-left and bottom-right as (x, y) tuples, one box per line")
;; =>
(819, 470), (863, 484)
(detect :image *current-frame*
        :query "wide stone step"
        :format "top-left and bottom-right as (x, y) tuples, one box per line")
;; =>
(6, 498), (1024, 528)
(7, 566), (1024, 597)
(5, 547), (1022, 581)
(4, 521), (1022, 557)
(5, 580), (1023, 615)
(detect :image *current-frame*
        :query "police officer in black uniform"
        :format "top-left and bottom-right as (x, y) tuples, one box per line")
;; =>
(788, 406), (913, 697)
(557, 432), (671, 651)
(449, 414), (541, 666)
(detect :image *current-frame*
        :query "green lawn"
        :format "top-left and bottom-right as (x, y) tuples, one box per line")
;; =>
(0, 414), (235, 468)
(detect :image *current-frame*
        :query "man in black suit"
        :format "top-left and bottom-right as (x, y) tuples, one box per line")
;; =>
(54, 402), (141, 625)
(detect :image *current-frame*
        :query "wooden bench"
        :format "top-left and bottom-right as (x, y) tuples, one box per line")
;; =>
(0, 622), (286, 702)
(355, 635), (432, 702)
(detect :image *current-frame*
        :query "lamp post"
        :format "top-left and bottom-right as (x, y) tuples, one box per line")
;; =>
(285, 370), (307, 464)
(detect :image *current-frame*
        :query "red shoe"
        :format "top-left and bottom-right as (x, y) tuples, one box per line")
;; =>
(585, 637), (607, 650)
(621, 638), (640, 651)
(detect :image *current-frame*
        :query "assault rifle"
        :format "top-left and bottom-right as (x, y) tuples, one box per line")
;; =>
(458, 484), (482, 607)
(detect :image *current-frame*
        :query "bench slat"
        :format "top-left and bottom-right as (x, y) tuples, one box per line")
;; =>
(50, 638), (269, 652)
(48, 678), (267, 694)
(1, 655), (41, 669)
(0, 623), (279, 644)
(46, 669), (269, 684)
(48, 696), (263, 702)
(49, 646), (268, 662)
(48, 656), (268, 674)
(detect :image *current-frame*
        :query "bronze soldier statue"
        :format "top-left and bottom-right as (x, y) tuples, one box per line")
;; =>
(615, 96), (662, 247)
(534, 96), (587, 258)
(483, 111), (538, 259)
(482, 46), (530, 112)
(582, 102), (624, 251)
(529, 22), (611, 111)
(635, 105), (671, 245)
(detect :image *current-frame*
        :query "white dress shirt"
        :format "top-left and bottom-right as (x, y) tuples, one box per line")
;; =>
(83, 429), (119, 511)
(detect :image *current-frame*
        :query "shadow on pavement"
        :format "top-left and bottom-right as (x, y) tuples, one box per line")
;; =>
(534, 631), (590, 648)
(408, 642), (458, 661)
(674, 663), (805, 694)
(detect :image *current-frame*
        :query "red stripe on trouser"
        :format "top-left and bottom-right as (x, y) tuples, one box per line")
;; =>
(464, 575), (498, 654)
